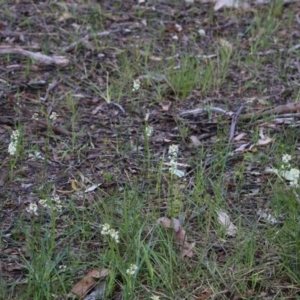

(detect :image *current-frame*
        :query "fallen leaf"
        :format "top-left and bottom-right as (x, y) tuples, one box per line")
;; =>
(190, 135), (202, 147)
(194, 287), (214, 300)
(3, 262), (25, 272)
(69, 268), (109, 298)
(84, 183), (102, 193)
(149, 55), (163, 61)
(91, 105), (103, 115)
(234, 142), (250, 152)
(84, 282), (106, 300)
(59, 12), (73, 22)
(157, 217), (180, 231)
(233, 132), (247, 141)
(159, 101), (172, 111)
(259, 127), (266, 139)
(216, 210), (237, 237)
(175, 228), (186, 244)
(255, 136), (273, 146)
(180, 241), (196, 258)
(157, 217), (195, 257)
(214, 0), (250, 11)
(69, 179), (79, 191)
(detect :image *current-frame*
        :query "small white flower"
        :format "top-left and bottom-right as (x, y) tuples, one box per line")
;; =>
(101, 224), (119, 242)
(170, 167), (185, 178)
(54, 204), (63, 212)
(145, 125), (153, 137)
(109, 229), (120, 243)
(126, 264), (138, 276)
(150, 296), (160, 300)
(38, 196), (63, 213)
(32, 113), (39, 120)
(175, 24), (182, 32)
(198, 29), (206, 36)
(282, 154), (292, 163)
(11, 130), (20, 140)
(49, 112), (58, 121)
(277, 167), (300, 187)
(8, 130), (20, 156)
(39, 199), (48, 207)
(132, 79), (141, 92)
(26, 203), (38, 216)
(280, 168), (299, 182)
(101, 223), (111, 235)
(59, 265), (67, 272)
(168, 144), (179, 158)
(52, 196), (61, 204)
(8, 143), (17, 156)
(167, 144), (185, 177)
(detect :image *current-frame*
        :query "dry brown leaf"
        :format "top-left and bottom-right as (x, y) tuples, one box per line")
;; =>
(234, 142), (250, 152)
(157, 217), (195, 258)
(256, 136), (273, 146)
(216, 210), (237, 237)
(91, 105), (102, 115)
(90, 268), (109, 278)
(233, 132), (247, 141)
(69, 268), (109, 298)
(180, 241), (196, 258)
(84, 183), (102, 193)
(175, 228), (186, 244)
(157, 217), (180, 231)
(159, 101), (172, 111)
(58, 12), (73, 22)
(3, 262), (25, 272)
(194, 287), (214, 300)
(149, 55), (163, 61)
(69, 179), (79, 191)
(190, 135), (202, 147)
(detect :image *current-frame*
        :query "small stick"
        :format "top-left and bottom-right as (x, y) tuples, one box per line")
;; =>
(229, 105), (244, 143)
(240, 101), (300, 120)
(0, 46), (69, 66)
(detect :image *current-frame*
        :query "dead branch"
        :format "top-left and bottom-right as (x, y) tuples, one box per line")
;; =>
(240, 101), (300, 120)
(0, 46), (69, 66)
(62, 30), (118, 52)
(179, 107), (234, 117)
(229, 105), (244, 143)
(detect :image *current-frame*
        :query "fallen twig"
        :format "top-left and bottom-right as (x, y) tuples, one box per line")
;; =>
(229, 105), (244, 143)
(0, 46), (69, 66)
(179, 106), (234, 117)
(62, 30), (119, 52)
(240, 101), (300, 120)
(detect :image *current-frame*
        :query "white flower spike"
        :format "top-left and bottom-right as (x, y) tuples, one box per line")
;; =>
(126, 264), (138, 276)
(8, 130), (20, 156)
(132, 79), (141, 92)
